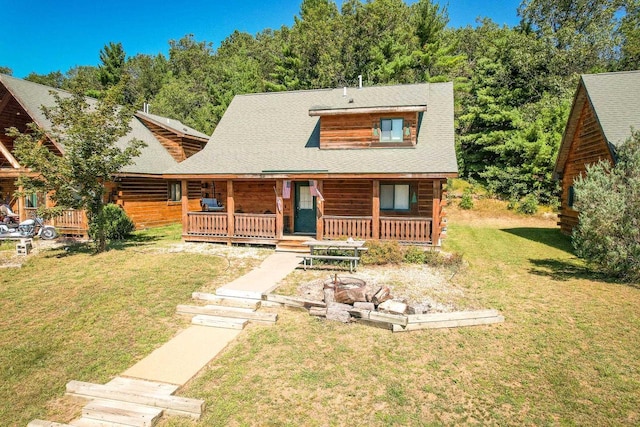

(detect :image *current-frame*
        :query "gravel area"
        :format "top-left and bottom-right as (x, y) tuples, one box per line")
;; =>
(294, 263), (468, 313)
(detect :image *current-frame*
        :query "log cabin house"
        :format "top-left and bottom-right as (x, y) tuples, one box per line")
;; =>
(554, 70), (640, 234)
(0, 74), (209, 234)
(164, 82), (458, 248)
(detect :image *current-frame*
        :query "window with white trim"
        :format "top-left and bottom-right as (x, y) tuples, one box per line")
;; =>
(380, 184), (410, 210)
(168, 182), (181, 202)
(380, 118), (404, 142)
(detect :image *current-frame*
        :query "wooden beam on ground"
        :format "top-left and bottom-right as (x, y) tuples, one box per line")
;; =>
(192, 292), (261, 309)
(192, 314), (248, 330)
(176, 304), (277, 323)
(28, 421), (74, 427)
(264, 294), (327, 309)
(82, 399), (162, 426)
(66, 380), (204, 419)
(394, 310), (505, 332)
(407, 309), (501, 324)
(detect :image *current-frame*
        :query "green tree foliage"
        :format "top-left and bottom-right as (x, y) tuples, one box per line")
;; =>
(24, 71), (66, 88)
(24, 0), (634, 207)
(99, 42), (126, 88)
(572, 131), (640, 281)
(9, 84), (146, 253)
(0, 66), (12, 75)
(619, 0), (640, 69)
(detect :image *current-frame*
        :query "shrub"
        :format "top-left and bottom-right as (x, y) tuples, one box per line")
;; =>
(572, 130), (640, 282)
(89, 204), (135, 241)
(403, 246), (427, 263)
(459, 188), (474, 210)
(516, 194), (538, 215)
(361, 240), (404, 265)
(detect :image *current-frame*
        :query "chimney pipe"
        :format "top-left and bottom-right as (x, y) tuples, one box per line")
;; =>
(358, 75), (362, 89)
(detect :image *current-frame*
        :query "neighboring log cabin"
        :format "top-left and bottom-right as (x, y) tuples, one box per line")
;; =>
(0, 74), (209, 234)
(165, 82), (458, 247)
(554, 70), (640, 234)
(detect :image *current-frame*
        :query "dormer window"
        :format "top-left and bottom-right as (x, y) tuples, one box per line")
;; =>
(380, 118), (404, 142)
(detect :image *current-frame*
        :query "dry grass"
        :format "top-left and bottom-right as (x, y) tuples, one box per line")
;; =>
(0, 227), (269, 426)
(169, 205), (640, 426)
(4, 205), (640, 426)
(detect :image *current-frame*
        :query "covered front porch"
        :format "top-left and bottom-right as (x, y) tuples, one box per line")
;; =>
(180, 178), (446, 246)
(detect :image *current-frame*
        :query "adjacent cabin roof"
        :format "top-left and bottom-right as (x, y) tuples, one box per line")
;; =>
(0, 74), (179, 175)
(166, 82), (457, 177)
(135, 111), (209, 140)
(555, 70), (640, 175)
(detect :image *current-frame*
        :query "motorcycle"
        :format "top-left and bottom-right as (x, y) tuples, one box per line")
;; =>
(0, 216), (58, 240)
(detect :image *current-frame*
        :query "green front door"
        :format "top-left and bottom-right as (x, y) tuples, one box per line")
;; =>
(294, 182), (316, 234)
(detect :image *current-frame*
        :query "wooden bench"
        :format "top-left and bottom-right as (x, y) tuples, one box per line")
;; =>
(297, 254), (362, 273)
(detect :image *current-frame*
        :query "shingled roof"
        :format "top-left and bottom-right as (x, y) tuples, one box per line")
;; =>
(555, 70), (640, 174)
(0, 74), (179, 175)
(166, 82), (457, 177)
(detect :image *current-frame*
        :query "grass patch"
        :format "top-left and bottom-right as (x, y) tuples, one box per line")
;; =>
(174, 208), (640, 426)
(4, 213), (640, 426)
(0, 224), (267, 425)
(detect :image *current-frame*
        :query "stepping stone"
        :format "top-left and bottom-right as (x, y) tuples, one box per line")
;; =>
(192, 292), (261, 309)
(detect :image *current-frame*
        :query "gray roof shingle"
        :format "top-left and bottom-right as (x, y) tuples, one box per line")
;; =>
(135, 111), (210, 140)
(167, 82), (457, 176)
(0, 74), (179, 175)
(582, 70), (640, 147)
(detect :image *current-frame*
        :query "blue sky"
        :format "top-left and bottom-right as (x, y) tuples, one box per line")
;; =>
(1, 0), (521, 78)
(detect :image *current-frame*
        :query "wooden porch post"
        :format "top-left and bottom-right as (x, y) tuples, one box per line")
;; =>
(226, 180), (235, 244)
(17, 186), (25, 222)
(181, 179), (189, 235)
(431, 180), (441, 245)
(316, 180), (324, 240)
(372, 180), (380, 240)
(276, 180), (284, 239)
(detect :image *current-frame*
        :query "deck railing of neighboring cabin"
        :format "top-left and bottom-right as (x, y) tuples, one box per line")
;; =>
(25, 207), (88, 235)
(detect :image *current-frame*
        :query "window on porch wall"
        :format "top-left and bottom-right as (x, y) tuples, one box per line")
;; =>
(168, 182), (181, 202)
(380, 184), (409, 210)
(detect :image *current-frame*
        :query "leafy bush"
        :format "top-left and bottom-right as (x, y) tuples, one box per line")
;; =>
(572, 131), (640, 282)
(459, 188), (474, 210)
(89, 204), (135, 241)
(516, 194), (538, 215)
(361, 240), (404, 265)
(401, 246), (464, 271)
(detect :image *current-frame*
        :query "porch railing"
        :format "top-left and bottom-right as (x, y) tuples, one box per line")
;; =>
(323, 216), (373, 240)
(234, 213), (276, 239)
(187, 212), (228, 236)
(380, 217), (431, 243)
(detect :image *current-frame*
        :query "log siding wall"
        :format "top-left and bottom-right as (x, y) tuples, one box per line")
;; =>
(114, 178), (201, 228)
(559, 101), (614, 234)
(319, 112), (418, 149)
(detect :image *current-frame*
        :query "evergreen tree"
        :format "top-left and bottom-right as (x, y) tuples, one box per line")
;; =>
(99, 42), (126, 88)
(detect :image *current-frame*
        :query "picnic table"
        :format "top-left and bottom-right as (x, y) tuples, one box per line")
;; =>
(298, 239), (368, 272)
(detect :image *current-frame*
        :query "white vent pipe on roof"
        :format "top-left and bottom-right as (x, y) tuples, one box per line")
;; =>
(343, 87), (347, 97)
(358, 75), (362, 89)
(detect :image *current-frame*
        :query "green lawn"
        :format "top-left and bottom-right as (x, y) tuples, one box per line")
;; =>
(2, 213), (639, 426)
